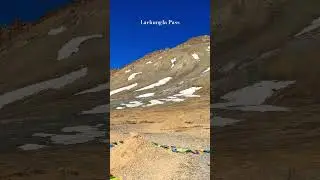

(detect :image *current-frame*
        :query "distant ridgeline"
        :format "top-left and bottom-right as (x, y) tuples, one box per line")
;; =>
(0, 0), (94, 46)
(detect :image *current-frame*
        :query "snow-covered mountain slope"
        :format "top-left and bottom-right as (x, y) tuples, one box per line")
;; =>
(109, 35), (210, 110)
(0, 0), (108, 119)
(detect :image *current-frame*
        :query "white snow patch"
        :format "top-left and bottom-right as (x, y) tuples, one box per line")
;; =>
(57, 34), (103, 60)
(48, 26), (66, 35)
(220, 81), (295, 106)
(0, 68), (87, 110)
(146, 99), (164, 107)
(19, 144), (47, 151)
(128, 72), (142, 81)
(136, 93), (155, 98)
(125, 69), (131, 73)
(28, 125), (105, 147)
(174, 87), (202, 97)
(170, 58), (177, 68)
(110, 83), (138, 96)
(259, 49), (280, 60)
(295, 16), (320, 37)
(121, 101), (144, 108)
(159, 56), (163, 59)
(192, 53), (200, 60)
(202, 67), (210, 74)
(51, 126), (104, 145)
(146, 61), (153, 64)
(136, 77), (172, 91)
(211, 81), (295, 111)
(206, 46), (210, 52)
(75, 83), (108, 95)
(81, 104), (109, 114)
(116, 107), (125, 110)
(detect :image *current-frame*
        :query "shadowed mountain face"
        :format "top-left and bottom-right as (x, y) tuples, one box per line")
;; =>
(213, 0), (320, 105)
(0, 0), (108, 120)
(110, 35), (210, 110)
(0, 1), (108, 178)
(213, 1), (320, 179)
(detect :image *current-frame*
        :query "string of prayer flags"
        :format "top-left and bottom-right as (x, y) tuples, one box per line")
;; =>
(110, 140), (210, 154)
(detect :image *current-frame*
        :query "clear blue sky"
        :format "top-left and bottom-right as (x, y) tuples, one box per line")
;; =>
(0, 0), (71, 26)
(111, 0), (210, 69)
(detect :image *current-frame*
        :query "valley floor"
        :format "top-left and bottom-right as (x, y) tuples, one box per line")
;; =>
(1, 99), (319, 179)
(0, 98), (211, 180)
(214, 107), (320, 180)
(109, 98), (211, 179)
